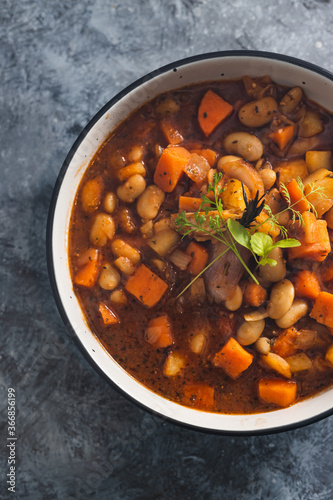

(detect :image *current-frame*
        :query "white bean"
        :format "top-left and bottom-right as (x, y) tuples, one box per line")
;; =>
(255, 336), (271, 355)
(104, 192), (117, 213)
(275, 299), (308, 329)
(111, 239), (141, 265)
(89, 213), (115, 247)
(259, 247), (286, 283)
(117, 174), (146, 203)
(267, 279), (295, 320)
(279, 87), (302, 114)
(225, 285), (243, 311)
(223, 132), (263, 162)
(238, 97), (278, 127)
(127, 145), (143, 163)
(190, 332), (206, 354)
(137, 184), (165, 220)
(260, 352), (291, 378)
(259, 168), (276, 191)
(98, 263), (120, 290)
(237, 319), (265, 346)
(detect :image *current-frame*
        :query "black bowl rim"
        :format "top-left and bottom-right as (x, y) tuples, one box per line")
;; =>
(46, 49), (333, 436)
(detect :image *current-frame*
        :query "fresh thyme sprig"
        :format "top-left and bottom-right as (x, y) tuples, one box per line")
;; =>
(174, 172), (325, 297)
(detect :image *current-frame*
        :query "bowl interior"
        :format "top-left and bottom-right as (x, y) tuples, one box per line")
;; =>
(49, 52), (333, 433)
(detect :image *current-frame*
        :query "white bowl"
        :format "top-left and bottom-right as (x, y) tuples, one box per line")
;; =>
(47, 51), (333, 434)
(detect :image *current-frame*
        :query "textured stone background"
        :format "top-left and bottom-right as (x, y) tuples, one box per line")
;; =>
(1, 0), (333, 499)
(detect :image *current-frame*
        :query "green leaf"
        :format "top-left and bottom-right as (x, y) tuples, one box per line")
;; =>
(273, 238), (301, 249)
(250, 232), (273, 257)
(259, 258), (277, 267)
(227, 219), (251, 249)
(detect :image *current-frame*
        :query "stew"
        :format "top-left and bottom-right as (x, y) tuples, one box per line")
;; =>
(69, 75), (333, 414)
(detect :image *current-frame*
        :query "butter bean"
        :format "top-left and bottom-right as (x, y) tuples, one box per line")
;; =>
(237, 319), (265, 346)
(238, 97), (278, 128)
(275, 299), (308, 329)
(267, 279), (295, 319)
(223, 132), (263, 162)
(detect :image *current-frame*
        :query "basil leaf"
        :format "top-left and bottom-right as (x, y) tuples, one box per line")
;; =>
(227, 219), (251, 249)
(273, 238), (301, 249)
(250, 232), (273, 257)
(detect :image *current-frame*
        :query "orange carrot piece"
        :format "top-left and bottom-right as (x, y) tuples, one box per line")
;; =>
(288, 211), (331, 262)
(145, 315), (174, 348)
(185, 241), (209, 276)
(212, 337), (254, 379)
(284, 179), (310, 213)
(125, 264), (168, 308)
(153, 146), (191, 192)
(310, 291), (333, 329)
(269, 125), (294, 150)
(190, 148), (217, 167)
(183, 384), (215, 410)
(243, 282), (267, 307)
(258, 379), (297, 408)
(178, 196), (204, 212)
(98, 302), (120, 325)
(198, 90), (234, 137)
(293, 270), (321, 300)
(160, 119), (184, 145)
(74, 248), (100, 288)
(272, 327), (299, 358)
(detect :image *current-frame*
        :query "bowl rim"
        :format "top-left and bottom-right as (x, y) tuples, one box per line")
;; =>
(47, 49), (333, 435)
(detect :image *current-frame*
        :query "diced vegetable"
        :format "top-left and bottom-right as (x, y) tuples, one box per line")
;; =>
(212, 337), (253, 379)
(288, 211), (331, 262)
(299, 110), (324, 138)
(285, 353), (312, 373)
(145, 315), (174, 348)
(243, 282), (267, 307)
(125, 264), (168, 308)
(269, 125), (294, 150)
(292, 270), (321, 300)
(179, 196), (204, 212)
(275, 159), (308, 188)
(183, 384), (215, 410)
(168, 248), (191, 270)
(304, 168), (333, 217)
(305, 151), (332, 173)
(148, 228), (180, 257)
(185, 241), (209, 276)
(272, 327), (299, 358)
(221, 178), (247, 211)
(258, 379), (297, 407)
(98, 302), (120, 325)
(163, 352), (185, 377)
(183, 153), (210, 183)
(153, 145), (191, 192)
(74, 248), (100, 288)
(160, 118), (184, 145)
(283, 179), (310, 214)
(198, 90), (234, 137)
(310, 291), (333, 329)
(190, 148), (217, 167)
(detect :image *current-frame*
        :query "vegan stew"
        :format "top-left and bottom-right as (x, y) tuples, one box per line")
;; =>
(69, 75), (333, 414)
